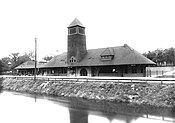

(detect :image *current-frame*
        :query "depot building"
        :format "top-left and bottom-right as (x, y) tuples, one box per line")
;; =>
(16, 18), (155, 77)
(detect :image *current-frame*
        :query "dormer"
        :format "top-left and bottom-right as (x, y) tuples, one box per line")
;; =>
(100, 47), (114, 61)
(69, 56), (77, 64)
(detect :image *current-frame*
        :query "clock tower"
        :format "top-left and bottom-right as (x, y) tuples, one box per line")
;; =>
(67, 18), (87, 65)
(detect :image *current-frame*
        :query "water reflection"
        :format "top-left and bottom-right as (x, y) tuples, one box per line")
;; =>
(40, 94), (175, 123)
(0, 77), (3, 93)
(49, 96), (175, 123)
(65, 98), (141, 123)
(0, 91), (174, 123)
(69, 109), (88, 123)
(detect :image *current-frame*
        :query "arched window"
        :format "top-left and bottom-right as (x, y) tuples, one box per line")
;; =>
(80, 68), (88, 76)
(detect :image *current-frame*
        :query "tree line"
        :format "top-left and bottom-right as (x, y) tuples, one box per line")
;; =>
(0, 51), (54, 75)
(143, 47), (175, 66)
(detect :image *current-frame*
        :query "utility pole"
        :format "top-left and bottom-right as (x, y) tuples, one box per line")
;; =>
(34, 38), (37, 82)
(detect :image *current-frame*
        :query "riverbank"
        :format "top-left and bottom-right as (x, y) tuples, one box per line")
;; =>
(1, 77), (175, 108)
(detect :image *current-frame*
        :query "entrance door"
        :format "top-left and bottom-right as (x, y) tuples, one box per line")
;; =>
(80, 68), (88, 76)
(68, 67), (76, 76)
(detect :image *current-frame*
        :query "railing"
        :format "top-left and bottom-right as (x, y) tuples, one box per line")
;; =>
(1, 75), (175, 84)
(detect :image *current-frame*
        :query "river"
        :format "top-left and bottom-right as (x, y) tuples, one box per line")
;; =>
(0, 90), (174, 123)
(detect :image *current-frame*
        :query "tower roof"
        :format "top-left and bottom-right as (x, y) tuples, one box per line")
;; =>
(68, 18), (84, 28)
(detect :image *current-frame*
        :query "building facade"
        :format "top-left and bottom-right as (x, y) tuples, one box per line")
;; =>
(16, 18), (155, 77)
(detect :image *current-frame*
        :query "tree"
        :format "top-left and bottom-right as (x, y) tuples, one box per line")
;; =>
(1, 57), (11, 72)
(0, 51), (34, 74)
(9, 52), (34, 70)
(43, 55), (54, 62)
(9, 53), (20, 69)
(143, 47), (175, 66)
(19, 53), (32, 63)
(27, 51), (35, 60)
(143, 51), (157, 63)
(155, 49), (165, 65)
(164, 47), (175, 66)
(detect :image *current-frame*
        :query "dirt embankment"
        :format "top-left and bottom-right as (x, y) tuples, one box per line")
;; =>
(1, 78), (175, 108)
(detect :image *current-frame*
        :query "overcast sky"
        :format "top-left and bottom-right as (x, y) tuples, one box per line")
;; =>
(0, 0), (175, 60)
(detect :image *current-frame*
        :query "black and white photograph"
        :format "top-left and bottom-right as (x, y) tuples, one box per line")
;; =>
(0, 0), (175, 123)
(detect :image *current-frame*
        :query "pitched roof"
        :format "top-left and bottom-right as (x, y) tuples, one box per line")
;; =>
(74, 45), (155, 66)
(41, 44), (155, 68)
(16, 45), (155, 69)
(68, 18), (84, 28)
(15, 61), (46, 69)
(42, 52), (67, 68)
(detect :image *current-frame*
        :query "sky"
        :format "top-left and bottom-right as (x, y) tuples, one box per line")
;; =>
(0, 0), (175, 60)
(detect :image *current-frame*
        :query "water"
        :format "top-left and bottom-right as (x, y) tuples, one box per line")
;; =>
(0, 91), (174, 123)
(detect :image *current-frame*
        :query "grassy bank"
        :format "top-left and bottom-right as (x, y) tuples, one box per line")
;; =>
(1, 77), (175, 108)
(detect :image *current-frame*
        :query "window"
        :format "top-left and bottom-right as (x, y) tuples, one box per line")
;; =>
(132, 68), (137, 73)
(69, 27), (85, 35)
(69, 27), (77, 34)
(141, 68), (144, 73)
(101, 55), (114, 61)
(78, 27), (85, 34)
(125, 68), (128, 74)
(69, 56), (77, 63)
(51, 70), (55, 74)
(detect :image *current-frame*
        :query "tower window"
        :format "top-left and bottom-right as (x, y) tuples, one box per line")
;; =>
(78, 27), (85, 34)
(69, 27), (77, 34)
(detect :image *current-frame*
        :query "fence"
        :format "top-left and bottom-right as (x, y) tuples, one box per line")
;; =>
(146, 70), (165, 77)
(146, 66), (175, 77)
(1, 75), (175, 84)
